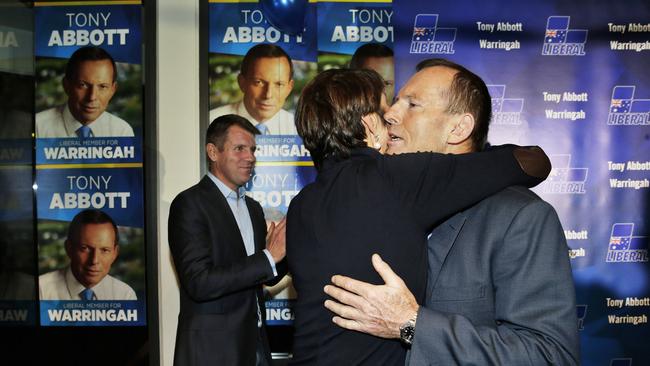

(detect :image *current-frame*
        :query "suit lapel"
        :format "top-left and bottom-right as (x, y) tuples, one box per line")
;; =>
(198, 176), (248, 257)
(426, 213), (466, 297)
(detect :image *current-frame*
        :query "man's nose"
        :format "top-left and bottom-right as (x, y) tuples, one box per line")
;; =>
(89, 249), (100, 264)
(244, 149), (256, 162)
(263, 84), (274, 99)
(86, 86), (98, 101)
(384, 105), (401, 125)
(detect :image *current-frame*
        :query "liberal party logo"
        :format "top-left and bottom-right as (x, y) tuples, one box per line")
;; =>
(610, 359), (632, 366)
(543, 154), (588, 194)
(607, 86), (650, 126)
(488, 85), (524, 125)
(541, 16), (588, 56)
(410, 14), (456, 54)
(576, 304), (587, 331)
(606, 223), (648, 263)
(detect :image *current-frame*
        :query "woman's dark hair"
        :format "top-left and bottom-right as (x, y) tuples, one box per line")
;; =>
(295, 69), (385, 169)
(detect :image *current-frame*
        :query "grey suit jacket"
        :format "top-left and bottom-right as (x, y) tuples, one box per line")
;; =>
(408, 186), (580, 366)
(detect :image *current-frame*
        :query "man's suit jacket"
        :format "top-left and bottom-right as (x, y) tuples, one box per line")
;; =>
(288, 148), (546, 365)
(168, 176), (283, 365)
(408, 186), (580, 365)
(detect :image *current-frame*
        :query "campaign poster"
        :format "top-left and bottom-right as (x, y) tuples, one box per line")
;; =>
(34, 1), (146, 326)
(208, 0), (317, 134)
(317, 0), (394, 102)
(0, 2), (37, 327)
(393, 1), (650, 364)
(208, 0), (319, 353)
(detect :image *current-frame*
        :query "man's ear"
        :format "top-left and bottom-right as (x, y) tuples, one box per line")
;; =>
(447, 113), (475, 145)
(206, 142), (219, 163)
(288, 78), (295, 92)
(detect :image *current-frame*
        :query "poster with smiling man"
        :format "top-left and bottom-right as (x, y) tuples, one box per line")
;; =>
(34, 0), (145, 327)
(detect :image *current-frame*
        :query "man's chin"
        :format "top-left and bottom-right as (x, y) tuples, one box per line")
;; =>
(77, 114), (101, 124)
(253, 107), (279, 121)
(80, 274), (104, 287)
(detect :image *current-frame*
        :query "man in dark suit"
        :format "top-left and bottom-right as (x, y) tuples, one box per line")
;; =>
(324, 59), (580, 365)
(168, 114), (287, 365)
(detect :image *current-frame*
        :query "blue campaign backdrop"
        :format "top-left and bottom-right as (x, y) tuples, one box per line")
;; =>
(40, 300), (146, 326)
(207, 0), (649, 361)
(317, 1), (393, 55)
(393, 0), (650, 364)
(209, 0), (317, 62)
(35, 137), (142, 165)
(32, 2), (147, 328)
(34, 4), (141, 64)
(35, 167), (144, 228)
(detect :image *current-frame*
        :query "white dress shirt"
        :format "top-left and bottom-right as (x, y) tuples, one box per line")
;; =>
(39, 267), (137, 300)
(209, 101), (297, 135)
(36, 104), (134, 138)
(207, 172), (277, 276)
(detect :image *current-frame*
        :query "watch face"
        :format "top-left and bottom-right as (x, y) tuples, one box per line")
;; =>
(400, 322), (416, 345)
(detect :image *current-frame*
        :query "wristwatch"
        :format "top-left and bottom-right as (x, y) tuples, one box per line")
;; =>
(399, 311), (418, 346)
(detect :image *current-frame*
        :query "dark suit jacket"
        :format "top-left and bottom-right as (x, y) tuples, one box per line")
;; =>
(287, 147), (545, 365)
(408, 186), (580, 365)
(168, 175), (284, 366)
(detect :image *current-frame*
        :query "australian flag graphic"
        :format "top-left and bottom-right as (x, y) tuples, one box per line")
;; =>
(410, 14), (456, 54)
(542, 16), (587, 55)
(544, 16), (569, 43)
(606, 223), (648, 262)
(610, 86), (633, 113)
(608, 86), (650, 125)
(412, 14), (437, 42)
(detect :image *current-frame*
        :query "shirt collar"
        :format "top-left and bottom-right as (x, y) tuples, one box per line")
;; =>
(65, 266), (111, 299)
(235, 101), (278, 127)
(63, 104), (107, 136)
(64, 267), (85, 297)
(207, 171), (246, 200)
(63, 105), (85, 135)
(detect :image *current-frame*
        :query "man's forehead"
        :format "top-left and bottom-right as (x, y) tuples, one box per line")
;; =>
(400, 66), (455, 99)
(362, 56), (393, 69)
(76, 60), (113, 72)
(226, 126), (255, 143)
(77, 240), (116, 248)
(72, 60), (115, 80)
(80, 222), (114, 231)
(249, 57), (291, 77)
(77, 223), (116, 244)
